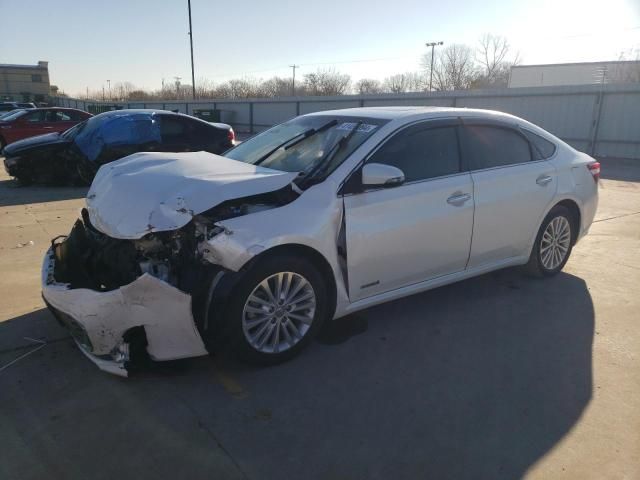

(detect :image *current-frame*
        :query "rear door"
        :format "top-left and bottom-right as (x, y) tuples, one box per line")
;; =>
(460, 121), (557, 269)
(343, 120), (474, 301)
(49, 110), (79, 133)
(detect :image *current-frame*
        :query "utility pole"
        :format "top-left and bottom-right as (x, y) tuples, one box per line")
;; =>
(289, 64), (299, 96)
(102, 85), (105, 102)
(106, 79), (111, 100)
(187, 0), (196, 99)
(425, 41), (443, 92)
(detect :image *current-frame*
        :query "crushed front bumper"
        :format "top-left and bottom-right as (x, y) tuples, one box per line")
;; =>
(41, 247), (208, 376)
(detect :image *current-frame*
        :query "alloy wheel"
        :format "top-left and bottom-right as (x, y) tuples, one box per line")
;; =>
(540, 216), (571, 270)
(242, 272), (316, 354)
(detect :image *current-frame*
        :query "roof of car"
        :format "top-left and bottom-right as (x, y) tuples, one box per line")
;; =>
(18, 107), (85, 111)
(307, 106), (517, 122)
(96, 109), (182, 117)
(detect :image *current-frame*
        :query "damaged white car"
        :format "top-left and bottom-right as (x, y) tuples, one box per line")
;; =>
(42, 107), (599, 376)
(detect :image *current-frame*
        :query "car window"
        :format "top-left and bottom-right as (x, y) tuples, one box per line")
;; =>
(368, 125), (461, 182)
(461, 125), (532, 170)
(159, 116), (190, 143)
(23, 111), (46, 123)
(523, 129), (556, 159)
(55, 110), (72, 121)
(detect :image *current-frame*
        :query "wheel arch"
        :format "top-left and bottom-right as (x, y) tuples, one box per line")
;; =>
(240, 243), (338, 319)
(553, 198), (581, 244)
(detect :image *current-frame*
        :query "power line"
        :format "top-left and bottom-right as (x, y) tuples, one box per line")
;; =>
(207, 55), (417, 79)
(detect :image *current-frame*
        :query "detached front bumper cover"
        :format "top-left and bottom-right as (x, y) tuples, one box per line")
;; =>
(41, 247), (208, 376)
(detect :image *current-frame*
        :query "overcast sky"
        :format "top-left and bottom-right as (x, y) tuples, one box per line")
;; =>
(1, 0), (639, 96)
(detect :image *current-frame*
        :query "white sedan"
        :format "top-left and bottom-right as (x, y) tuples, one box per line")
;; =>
(42, 107), (599, 376)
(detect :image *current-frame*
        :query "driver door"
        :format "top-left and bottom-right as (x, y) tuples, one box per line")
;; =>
(343, 120), (474, 301)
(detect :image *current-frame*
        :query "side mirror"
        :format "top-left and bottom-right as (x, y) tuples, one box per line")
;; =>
(362, 163), (405, 187)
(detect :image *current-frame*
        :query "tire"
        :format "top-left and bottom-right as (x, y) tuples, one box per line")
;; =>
(15, 174), (33, 186)
(212, 253), (330, 365)
(525, 205), (575, 277)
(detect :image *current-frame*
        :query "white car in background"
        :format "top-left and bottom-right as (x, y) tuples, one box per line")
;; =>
(42, 107), (599, 376)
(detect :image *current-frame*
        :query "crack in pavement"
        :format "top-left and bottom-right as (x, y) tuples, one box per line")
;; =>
(176, 392), (252, 480)
(0, 335), (71, 355)
(594, 211), (640, 223)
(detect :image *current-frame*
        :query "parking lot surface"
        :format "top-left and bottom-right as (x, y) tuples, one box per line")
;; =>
(0, 160), (638, 480)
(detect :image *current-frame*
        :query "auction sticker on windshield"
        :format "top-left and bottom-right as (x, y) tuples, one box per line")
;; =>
(336, 122), (378, 133)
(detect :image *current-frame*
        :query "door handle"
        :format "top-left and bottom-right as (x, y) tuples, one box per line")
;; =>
(43, 126), (54, 129)
(447, 193), (471, 206)
(536, 175), (553, 186)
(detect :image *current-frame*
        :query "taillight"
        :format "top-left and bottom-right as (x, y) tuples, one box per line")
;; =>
(587, 161), (600, 183)
(227, 128), (235, 144)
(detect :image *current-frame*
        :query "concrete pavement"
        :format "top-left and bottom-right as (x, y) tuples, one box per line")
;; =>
(0, 160), (638, 480)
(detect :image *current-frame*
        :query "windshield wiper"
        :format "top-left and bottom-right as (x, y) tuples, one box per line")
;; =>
(300, 121), (363, 188)
(253, 119), (338, 166)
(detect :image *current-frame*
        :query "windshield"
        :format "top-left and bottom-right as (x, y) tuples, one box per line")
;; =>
(0, 109), (27, 121)
(61, 120), (87, 139)
(225, 115), (387, 180)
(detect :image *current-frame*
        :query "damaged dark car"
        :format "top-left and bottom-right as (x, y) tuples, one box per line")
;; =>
(3, 109), (235, 185)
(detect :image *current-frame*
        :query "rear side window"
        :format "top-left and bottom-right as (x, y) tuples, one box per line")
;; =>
(461, 125), (531, 170)
(523, 129), (556, 159)
(369, 125), (460, 182)
(159, 116), (190, 143)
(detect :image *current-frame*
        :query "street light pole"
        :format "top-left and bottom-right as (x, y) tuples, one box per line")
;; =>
(106, 79), (111, 100)
(289, 64), (299, 96)
(425, 41), (443, 92)
(187, 0), (196, 100)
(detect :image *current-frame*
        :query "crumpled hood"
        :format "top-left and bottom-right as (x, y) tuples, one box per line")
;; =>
(86, 151), (298, 239)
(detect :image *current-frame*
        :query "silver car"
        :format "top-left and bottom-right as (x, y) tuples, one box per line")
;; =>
(42, 107), (599, 376)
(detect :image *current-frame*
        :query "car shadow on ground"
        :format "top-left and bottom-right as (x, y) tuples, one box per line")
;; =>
(0, 178), (88, 207)
(0, 268), (593, 480)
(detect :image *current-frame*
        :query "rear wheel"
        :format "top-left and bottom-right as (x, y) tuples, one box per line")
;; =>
(525, 205), (574, 277)
(212, 253), (329, 365)
(14, 174), (33, 186)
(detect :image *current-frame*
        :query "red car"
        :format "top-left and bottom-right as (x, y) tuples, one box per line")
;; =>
(0, 108), (92, 150)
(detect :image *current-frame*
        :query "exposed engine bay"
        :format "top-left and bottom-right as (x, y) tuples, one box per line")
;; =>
(54, 185), (298, 293)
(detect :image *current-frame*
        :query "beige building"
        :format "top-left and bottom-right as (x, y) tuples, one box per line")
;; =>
(0, 61), (50, 102)
(508, 60), (640, 88)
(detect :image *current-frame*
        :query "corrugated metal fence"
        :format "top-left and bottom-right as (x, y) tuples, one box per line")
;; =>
(53, 83), (640, 159)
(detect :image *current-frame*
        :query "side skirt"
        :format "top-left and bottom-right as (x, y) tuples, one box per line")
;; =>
(337, 255), (529, 318)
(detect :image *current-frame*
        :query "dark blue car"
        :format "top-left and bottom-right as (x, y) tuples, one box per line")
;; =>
(2, 109), (235, 185)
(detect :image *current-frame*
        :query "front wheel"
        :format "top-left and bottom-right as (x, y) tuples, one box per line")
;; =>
(213, 253), (330, 365)
(525, 205), (575, 277)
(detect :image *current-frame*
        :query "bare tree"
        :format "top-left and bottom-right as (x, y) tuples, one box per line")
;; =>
(611, 48), (640, 83)
(260, 76), (296, 97)
(304, 68), (351, 96)
(474, 34), (520, 88)
(355, 78), (383, 94)
(383, 72), (424, 93)
(423, 44), (477, 91)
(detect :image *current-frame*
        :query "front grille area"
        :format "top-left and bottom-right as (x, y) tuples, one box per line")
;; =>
(53, 210), (141, 291)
